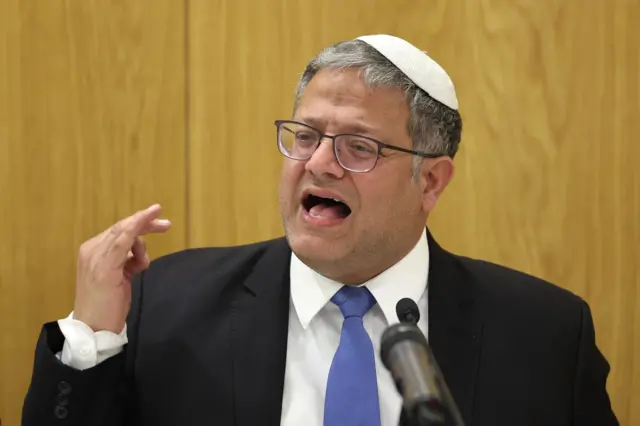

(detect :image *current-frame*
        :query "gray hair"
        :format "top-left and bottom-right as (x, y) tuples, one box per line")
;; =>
(293, 40), (463, 175)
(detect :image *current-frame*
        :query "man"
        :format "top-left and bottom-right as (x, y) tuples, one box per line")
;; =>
(22, 35), (618, 425)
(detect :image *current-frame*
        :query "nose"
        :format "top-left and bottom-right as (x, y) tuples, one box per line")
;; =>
(304, 138), (345, 179)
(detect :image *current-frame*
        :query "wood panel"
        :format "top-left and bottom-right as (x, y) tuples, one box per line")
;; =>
(0, 1), (186, 424)
(189, 0), (639, 424)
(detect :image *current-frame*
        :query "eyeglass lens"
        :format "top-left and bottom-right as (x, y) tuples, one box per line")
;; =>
(278, 122), (379, 172)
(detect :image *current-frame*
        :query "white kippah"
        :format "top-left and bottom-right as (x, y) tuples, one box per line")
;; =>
(356, 34), (459, 111)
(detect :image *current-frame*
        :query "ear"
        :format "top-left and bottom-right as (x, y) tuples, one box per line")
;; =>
(419, 156), (454, 213)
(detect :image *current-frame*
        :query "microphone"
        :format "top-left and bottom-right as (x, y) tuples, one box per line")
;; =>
(381, 301), (465, 426)
(396, 297), (420, 325)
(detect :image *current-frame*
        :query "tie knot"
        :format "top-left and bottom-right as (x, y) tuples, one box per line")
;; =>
(331, 286), (376, 319)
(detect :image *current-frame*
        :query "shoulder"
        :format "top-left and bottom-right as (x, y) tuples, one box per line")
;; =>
(129, 236), (290, 324)
(453, 254), (587, 329)
(459, 254), (583, 304)
(148, 237), (286, 274)
(138, 236), (289, 294)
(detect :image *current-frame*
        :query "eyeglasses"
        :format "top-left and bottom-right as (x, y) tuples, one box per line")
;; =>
(275, 120), (444, 173)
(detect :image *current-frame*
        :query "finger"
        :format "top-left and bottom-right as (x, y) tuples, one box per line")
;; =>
(124, 238), (150, 277)
(96, 217), (170, 249)
(139, 218), (172, 236)
(124, 256), (147, 280)
(103, 204), (163, 248)
(119, 251), (134, 274)
(131, 236), (147, 264)
(102, 206), (165, 264)
(117, 235), (148, 269)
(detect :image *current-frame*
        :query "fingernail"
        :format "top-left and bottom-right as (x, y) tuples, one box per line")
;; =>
(157, 219), (171, 226)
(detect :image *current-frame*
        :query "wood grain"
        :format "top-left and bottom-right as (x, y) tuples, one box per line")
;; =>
(0, 1), (186, 424)
(189, 0), (639, 424)
(1, 0), (637, 424)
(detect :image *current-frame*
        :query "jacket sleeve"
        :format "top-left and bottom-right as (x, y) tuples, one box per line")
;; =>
(573, 300), (619, 425)
(21, 272), (145, 426)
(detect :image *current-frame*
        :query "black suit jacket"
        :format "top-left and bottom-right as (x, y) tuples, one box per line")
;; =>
(22, 232), (618, 425)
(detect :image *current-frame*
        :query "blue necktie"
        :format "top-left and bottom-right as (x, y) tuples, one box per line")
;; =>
(324, 286), (381, 426)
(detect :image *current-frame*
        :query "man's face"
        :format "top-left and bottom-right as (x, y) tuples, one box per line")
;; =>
(278, 68), (436, 283)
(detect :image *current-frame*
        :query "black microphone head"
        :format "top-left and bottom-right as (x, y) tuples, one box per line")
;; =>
(396, 297), (420, 324)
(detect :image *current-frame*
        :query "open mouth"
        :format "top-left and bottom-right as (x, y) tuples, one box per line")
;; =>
(302, 194), (352, 220)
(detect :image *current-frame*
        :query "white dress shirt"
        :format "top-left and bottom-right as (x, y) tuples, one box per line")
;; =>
(57, 230), (429, 426)
(281, 230), (429, 426)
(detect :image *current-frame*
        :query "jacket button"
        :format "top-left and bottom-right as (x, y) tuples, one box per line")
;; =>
(58, 381), (72, 395)
(56, 393), (69, 406)
(54, 405), (68, 419)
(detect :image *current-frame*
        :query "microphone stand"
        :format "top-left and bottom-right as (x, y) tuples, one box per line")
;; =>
(398, 398), (452, 426)
(396, 340), (465, 426)
(391, 300), (465, 426)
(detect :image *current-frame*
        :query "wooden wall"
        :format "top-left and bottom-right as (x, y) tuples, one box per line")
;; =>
(0, 1), (187, 425)
(1, 1), (638, 424)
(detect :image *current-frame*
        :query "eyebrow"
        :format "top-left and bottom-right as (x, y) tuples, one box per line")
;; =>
(298, 116), (377, 136)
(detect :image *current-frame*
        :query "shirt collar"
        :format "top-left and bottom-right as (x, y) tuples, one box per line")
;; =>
(290, 229), (429, 329)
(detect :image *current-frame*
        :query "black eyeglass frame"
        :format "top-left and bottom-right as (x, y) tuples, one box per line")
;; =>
(274, 120), (446, 173)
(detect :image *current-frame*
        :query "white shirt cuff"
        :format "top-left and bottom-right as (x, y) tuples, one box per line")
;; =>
(56, 312), (128, 370)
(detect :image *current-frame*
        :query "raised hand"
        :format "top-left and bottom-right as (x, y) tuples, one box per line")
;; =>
(73, 204), (171, 333)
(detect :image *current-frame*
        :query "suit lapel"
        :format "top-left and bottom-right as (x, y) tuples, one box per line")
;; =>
(427, 229), (483, 424)
(230, 238), (292, 426)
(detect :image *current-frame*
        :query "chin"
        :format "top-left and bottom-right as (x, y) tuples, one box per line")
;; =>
(286, 231), (349, 264)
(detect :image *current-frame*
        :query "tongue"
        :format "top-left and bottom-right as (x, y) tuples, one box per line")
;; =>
(309, 203), (344, 219)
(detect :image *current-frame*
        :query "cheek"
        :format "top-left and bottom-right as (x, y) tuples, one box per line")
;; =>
(352, 177), (393, 219)
(279, 161), (305, 206)
(360, 191), (395, 221)
(354, 175), (420, 221)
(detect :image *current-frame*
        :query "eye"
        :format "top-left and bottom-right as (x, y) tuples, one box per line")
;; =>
(295, 131), (317, 145)
(345, 139), (377, 155)
(353, 142), (375, 153)
(295, 132), (312, 140)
